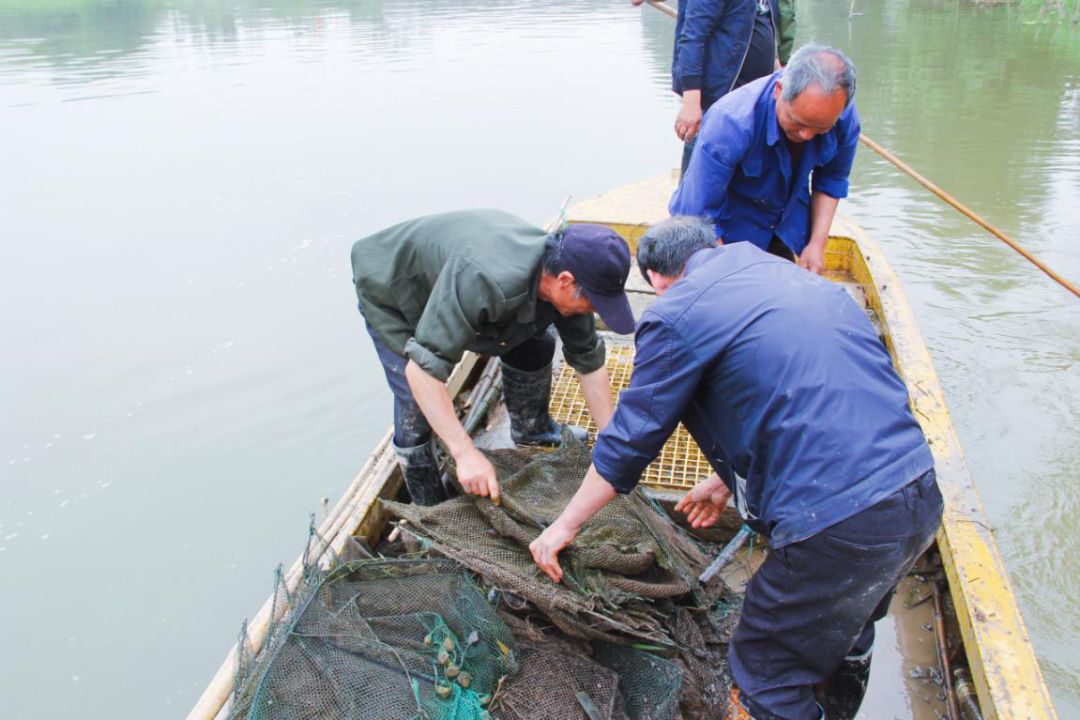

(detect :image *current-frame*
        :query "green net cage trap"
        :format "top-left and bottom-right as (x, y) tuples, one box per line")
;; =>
(229, 559), (518, 720)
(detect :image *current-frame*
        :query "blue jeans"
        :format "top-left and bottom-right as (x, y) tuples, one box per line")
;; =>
(359, 304), (556, 448)
(730, 469), (944, 720)
(361, 316), (431, 448)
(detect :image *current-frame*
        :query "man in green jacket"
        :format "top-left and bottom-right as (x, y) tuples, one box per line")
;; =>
(351, 209), (635, 506)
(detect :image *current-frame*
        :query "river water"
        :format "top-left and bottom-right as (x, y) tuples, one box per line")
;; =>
(0, 0), (1076, 716)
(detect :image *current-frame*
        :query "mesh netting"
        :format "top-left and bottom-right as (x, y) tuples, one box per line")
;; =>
(492, 613), (683, 720)
(386, 432), (711, 649)
(230, 436), (744, 720)
(229, 559), (518, 720)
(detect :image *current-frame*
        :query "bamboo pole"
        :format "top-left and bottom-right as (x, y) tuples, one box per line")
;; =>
(644, 0), (676, 20)
(933, 579), (962, 720)
(858, 135), (1080, 299)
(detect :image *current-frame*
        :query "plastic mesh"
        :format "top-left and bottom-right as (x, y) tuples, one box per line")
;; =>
(549, 340), (713, 492)
(229, 559), (518, 720)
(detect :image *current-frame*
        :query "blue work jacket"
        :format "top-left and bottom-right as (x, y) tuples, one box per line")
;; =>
(591, 245), (934, 547)
(672, 0), (778, 110)
(670, 72), (861, 256)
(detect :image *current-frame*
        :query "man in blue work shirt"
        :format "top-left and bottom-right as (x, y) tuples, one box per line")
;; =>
(530, 217), (944, 720)
(671, 44), (860, 274)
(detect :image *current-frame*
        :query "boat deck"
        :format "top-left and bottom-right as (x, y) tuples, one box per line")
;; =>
(189, 175), (1056, 720)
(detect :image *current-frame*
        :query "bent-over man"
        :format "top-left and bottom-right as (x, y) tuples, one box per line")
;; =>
(530, 217), (943, 720)
(351, 209), (634, 506)
(671, 44), (860, 273)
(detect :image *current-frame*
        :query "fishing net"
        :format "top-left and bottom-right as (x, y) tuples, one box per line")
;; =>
(228, 559), (518, 720)
(229, 434), (743, 720)
(386, 431), (711, 649)
(491, 613), (683, 720)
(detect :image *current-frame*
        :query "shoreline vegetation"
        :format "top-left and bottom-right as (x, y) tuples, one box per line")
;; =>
(1, 0), (1077, 24)
(1019, 0), (1080, 24)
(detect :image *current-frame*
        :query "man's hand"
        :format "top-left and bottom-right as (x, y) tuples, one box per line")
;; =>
(674, 472), (731, 528)
(454, 446), (501, 505)
(529, 520), (579, 583)
(797, 241), (826, 275)
(530, 464), (617, 582)
(802, 192), (839, 275)
(675, 90), (703, 142)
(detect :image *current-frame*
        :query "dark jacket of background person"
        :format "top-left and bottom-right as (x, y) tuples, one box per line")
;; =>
(590, 244), (934, 547)
(351, 209), (605, 382)
(671, 0), (795, 111)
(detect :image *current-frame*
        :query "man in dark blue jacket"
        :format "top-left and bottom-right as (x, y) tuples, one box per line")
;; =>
(530, 217), (944, 720)
(633, 0), (793, 174)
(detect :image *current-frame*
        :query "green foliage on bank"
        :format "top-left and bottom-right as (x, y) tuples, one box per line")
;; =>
(1016, 0), (1080, 24)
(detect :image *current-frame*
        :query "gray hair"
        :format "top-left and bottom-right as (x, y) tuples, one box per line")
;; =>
(781, 44), (857, 108)
(636, 216), (716, 285)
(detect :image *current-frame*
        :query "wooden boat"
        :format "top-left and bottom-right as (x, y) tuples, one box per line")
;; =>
(189, 174), (1057, 720)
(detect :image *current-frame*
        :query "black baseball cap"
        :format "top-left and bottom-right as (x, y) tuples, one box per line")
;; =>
(560, 224), (635, 334)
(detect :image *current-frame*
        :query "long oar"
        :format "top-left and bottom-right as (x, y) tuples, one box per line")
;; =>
(640, 0), (1080, 300)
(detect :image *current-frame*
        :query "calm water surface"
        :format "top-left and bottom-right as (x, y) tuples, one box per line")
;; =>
(1, 0), (1076, 716)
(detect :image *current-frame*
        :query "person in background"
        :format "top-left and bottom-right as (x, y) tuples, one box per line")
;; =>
(670, 44), (859, 273)
(632, 0), (797, 175)
(530, 217), (943, 720)
(351, 209), (634, 506)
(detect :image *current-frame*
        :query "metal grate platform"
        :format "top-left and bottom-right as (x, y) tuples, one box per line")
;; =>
(549, 340), (713, 493)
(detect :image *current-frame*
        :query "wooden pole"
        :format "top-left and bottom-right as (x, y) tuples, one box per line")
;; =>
(858, 135), (1080, 299)
(645, 0), (676, 20)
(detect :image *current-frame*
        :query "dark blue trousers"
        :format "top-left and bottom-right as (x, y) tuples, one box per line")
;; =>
(731, 469), (944, 720)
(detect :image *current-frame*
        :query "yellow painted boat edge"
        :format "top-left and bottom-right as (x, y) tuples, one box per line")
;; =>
(834, 218), (1057, 720)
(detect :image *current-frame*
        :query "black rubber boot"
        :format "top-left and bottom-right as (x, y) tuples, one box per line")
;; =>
(392, 440), (450, 506)
(817, 651), (872, 720)
(500, 361), (588, 446)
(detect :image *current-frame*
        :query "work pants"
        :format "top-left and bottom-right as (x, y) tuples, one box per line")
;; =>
(731, 469), (944, 720)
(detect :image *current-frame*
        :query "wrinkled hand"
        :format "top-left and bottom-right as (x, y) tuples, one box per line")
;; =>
(674, 474), (732, 529)
(797, 242), (826, 275)
(529, 520), (579, 583)
(454, 446), (501, 505)
(674, 102), (703, 142)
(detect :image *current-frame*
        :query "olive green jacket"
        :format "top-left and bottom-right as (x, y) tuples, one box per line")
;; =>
(351, 209), (605, 382)
(777, 0), (796, 66)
